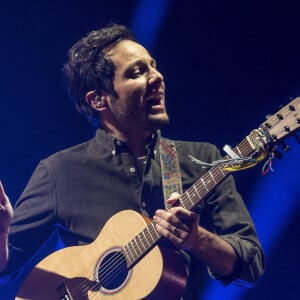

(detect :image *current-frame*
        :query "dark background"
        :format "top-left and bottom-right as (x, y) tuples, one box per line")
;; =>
(0, 1), (299, 299)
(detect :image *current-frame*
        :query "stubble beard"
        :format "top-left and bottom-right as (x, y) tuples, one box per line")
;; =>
(112, 98), (170, 133)
(144, 111), (170, 131)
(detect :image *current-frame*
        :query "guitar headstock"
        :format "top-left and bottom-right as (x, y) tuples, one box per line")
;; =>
(261, 97), (300, 150)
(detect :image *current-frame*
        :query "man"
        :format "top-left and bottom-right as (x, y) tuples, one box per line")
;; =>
(0, 24), (264, 299)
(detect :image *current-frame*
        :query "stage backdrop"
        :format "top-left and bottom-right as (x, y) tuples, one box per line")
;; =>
(1, 1), (299, 299)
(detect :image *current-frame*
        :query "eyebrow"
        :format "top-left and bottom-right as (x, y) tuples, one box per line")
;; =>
(126, 57), (157, 69)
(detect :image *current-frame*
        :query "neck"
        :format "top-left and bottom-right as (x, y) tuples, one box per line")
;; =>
(101, 122), (154, 158)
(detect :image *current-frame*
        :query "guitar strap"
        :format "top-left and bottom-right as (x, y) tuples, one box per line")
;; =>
(159, 139), (183, 209)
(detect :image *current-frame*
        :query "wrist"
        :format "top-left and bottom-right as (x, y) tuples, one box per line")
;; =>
(188, 226), (237, 277)
(188, 226), (212, 256)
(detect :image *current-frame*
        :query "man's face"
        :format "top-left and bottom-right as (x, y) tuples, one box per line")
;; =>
(103, 40), (169, 133)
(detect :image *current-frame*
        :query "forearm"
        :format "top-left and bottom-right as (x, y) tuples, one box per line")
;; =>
(189, 226), (237, 277)
(0, 233), (9, 273)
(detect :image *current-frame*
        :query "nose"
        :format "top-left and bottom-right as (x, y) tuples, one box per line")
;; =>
(148, 67), (164, 85)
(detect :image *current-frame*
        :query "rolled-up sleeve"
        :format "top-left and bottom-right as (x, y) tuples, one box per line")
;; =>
(205, 173), (265, 286)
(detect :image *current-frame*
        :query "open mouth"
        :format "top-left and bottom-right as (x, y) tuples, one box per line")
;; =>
(145, 92), (164, 111)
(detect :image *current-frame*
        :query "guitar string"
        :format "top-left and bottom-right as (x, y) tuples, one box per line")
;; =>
(66, 133), (267, 298)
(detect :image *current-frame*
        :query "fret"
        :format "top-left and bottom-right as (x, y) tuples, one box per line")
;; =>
(124, 243), (135, 265)
(235, 145), (242, 157)
(129, 240), (139, 260)
(132, 237), (142, 257)
(218, 165), (226, 176)
(203, 173), (214, 190)
(184, 191), (194, 210)
(125, 242), (133, 261)
(145, 224), (156, 244)
(144, 228), (155, 249)
(208, 170), (217, 184)
(239, 137), (255, 157)
(212, 168), (223, 181)
(149, 222), (161, 240)
(136, 233), (147, 252)
(178, 194), (188, 209)
(178, 197), (186, 209)
(201, 177), (209, 192)
(123, 247), (130, 265)
(142, 230), (151, 249)
(193, 185), (202, 199)
(140, 230), (150, 251)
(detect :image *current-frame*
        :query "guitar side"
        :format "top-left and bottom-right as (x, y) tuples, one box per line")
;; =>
(16, 210), (187, 300)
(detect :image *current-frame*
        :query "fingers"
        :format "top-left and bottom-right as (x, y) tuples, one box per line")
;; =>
(154, 210), (190, 234)
(166, 192), (181, 207)
(153, 207), (198, 246)
(153, 215), (184, 245)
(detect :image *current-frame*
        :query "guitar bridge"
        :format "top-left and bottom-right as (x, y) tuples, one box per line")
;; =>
(57, 283), (74, 300)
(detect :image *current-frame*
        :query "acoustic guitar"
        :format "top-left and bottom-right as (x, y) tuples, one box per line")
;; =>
(15, 97), (300, 299)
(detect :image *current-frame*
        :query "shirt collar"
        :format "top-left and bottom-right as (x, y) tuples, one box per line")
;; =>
(95, 127), (159, 156)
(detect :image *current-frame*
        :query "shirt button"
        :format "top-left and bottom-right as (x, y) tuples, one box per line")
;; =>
(141, 201), (146, 207)
(129, 167), (136, 173)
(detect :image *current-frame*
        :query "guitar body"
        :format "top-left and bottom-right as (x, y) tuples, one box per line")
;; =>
(16, 210), (187, 300)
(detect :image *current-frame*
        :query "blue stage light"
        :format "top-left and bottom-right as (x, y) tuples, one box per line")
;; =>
(130, 0), (172, 50)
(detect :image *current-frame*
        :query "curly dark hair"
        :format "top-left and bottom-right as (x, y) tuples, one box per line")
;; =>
(63, 23), (136, 127)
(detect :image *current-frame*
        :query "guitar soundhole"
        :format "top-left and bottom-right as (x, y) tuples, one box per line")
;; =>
(95, 248), (131, 294)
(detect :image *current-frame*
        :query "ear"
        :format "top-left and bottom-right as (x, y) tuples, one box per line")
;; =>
(85, 90), (107, 111)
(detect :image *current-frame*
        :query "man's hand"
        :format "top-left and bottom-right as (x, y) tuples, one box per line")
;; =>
(0, 181), (13, 235)
(153, 192), (237, 276)
(153, 192), (200, 251)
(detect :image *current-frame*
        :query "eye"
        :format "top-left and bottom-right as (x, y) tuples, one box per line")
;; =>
(131, 68), (143, 78)
(127, 63), (149, 79)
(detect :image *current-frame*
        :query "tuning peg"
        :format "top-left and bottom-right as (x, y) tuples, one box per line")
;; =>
(276, 113), (284, 120)
(289, 104), (296, 111)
